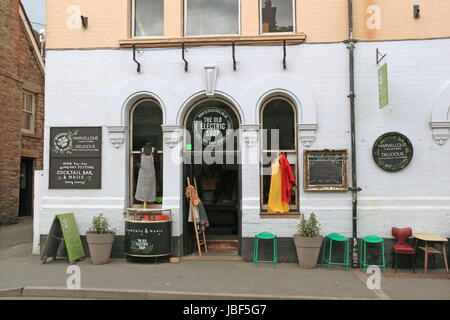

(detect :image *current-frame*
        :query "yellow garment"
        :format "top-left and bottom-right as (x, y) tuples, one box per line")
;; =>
(268, 159), (290, 213)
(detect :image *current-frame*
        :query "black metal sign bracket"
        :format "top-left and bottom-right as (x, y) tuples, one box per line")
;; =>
(376, 48), (387, 65)
(232, 41), (236, 71)
(182, 42), (188, 72)
(132, 44), (141, 73)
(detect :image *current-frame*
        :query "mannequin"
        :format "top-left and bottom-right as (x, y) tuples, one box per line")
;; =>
(135, 142), (156, 208)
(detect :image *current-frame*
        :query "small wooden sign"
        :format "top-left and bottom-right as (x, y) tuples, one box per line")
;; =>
(304, 150), (348, 191)
(372, 132), (413, 172)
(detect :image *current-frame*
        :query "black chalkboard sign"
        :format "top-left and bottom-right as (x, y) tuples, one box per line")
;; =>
(304, 150), (348, 191)
(125, 220), (172, 257)
(49, 158), (101, 189)
(49, 127), (102, 189)
(372, 132), (413, 172)
(50, 127), (102, 158)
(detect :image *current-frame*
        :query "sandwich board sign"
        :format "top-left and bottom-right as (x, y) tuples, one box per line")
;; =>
(41, 213), (85, 264)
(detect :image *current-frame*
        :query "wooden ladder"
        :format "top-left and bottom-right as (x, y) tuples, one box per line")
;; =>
(187, 177), (208, 256)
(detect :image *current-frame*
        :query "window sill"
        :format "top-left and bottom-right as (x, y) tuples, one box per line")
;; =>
(260, 212), (301, 219)
(21, 131), (40, 139)
(129, 204), (162, 209)
(119, 33), (306, 48)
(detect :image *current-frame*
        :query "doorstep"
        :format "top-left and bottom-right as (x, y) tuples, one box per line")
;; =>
(182, 248), (242, 261)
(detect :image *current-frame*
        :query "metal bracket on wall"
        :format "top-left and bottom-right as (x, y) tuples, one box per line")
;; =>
(182, 42), (188, 72)
(132, 44), (141, 73)
(80, 15), (88, 28)
(376, 48), (387, 65)
(232, 41), (236, 71)
(283, 40), (287, 69)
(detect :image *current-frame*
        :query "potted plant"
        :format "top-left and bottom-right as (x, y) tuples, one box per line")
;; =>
(293, 213), (323, 268)
(86, 214), (115, 265)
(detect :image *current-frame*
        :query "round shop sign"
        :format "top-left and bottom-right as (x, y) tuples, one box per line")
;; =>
(372, 132), (413, 172)
(53, 131), (74, 154)
(192, 108), (234, 146)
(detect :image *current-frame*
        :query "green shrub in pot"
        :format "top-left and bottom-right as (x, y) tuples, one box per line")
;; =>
(86, 214), (115, 265)
(293, 213), (323, 268)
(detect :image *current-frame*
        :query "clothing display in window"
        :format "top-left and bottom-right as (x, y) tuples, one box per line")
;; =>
(279, 153), (295, 203)
(134, 153), (156, 203)
(268, 154), (295, 213)
(268, 157), (290, 213)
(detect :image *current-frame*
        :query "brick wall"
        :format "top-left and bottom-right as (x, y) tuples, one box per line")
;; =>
(0, 0), (44, 224)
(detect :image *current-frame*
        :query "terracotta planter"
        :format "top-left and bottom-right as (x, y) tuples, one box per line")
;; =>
(293, 235), (323, 269)
(86, 233), (115, 265)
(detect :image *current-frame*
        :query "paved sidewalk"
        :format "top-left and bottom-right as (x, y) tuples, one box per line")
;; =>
(0, 219), (448, 300)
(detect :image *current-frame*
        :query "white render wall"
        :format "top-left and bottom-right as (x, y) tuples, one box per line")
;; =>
(38, 39), (450, 248)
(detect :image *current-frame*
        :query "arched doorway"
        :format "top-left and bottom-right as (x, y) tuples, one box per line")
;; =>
(182, 98), (242, 257)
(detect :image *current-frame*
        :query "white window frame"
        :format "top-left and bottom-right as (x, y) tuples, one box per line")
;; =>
(131, 0), (164, 39)
(21, 91), (35, 135)
(184, 0), (241, 37)
(259, 0), (296, 35)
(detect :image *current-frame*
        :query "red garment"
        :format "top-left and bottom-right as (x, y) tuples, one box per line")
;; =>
(279, 154), (295, 203)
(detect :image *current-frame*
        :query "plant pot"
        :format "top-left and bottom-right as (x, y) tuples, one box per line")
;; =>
(293, 235), (323, 269)
(86, 233), (115, 265)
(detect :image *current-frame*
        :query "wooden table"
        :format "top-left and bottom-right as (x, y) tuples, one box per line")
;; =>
(413, 234), (448, 274)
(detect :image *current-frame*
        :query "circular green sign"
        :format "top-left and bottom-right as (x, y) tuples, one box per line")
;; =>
(372, 132), (413, 172)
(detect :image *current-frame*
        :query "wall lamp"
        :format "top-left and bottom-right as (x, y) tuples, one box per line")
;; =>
(81, 15), (88, 28)
(413, 5), (420, 19)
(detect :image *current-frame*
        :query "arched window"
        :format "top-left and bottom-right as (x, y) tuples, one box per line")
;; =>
(260, 96), (298, 212)
(130, 99), (163, 207)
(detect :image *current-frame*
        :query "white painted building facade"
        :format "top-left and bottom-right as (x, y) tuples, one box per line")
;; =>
(34, 38), (450, 261)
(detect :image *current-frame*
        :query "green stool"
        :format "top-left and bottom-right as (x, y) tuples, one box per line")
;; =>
(253, 232), (277, 268)
(359, 235), (386, 272)
(322, 233), (350, 271)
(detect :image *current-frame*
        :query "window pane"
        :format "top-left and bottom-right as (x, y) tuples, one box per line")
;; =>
(262, 152), (297, 207)
(131, 100), (163, 206)
(25, 94), (33, 111)
(132, 100), (163, 151)
(262, 98), (295, 150)
(132, 152), (163, 203)
(134, 0), (164, 37)
(22, 111), (32, 130)
(261, 0), (294, 33)
(186, 0), (239, 36)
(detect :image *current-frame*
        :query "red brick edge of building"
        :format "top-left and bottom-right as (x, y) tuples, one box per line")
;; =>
(0, 0), (45, 225)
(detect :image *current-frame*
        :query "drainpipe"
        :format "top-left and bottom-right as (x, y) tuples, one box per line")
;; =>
(346, 0), (361, 267)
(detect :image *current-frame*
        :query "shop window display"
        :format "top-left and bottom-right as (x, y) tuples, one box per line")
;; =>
(130, 99), (163, 207)
(261, 97), (298, 212)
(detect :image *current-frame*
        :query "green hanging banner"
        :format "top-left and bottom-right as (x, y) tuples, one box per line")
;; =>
(378, 63), (389, 109)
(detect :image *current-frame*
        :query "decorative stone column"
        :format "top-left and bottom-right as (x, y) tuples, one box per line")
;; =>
(240, 124), (261, 238)
(161, 125), (183, 256)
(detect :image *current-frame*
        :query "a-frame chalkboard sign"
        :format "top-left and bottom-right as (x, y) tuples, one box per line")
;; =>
(40, 213), (86, 264)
